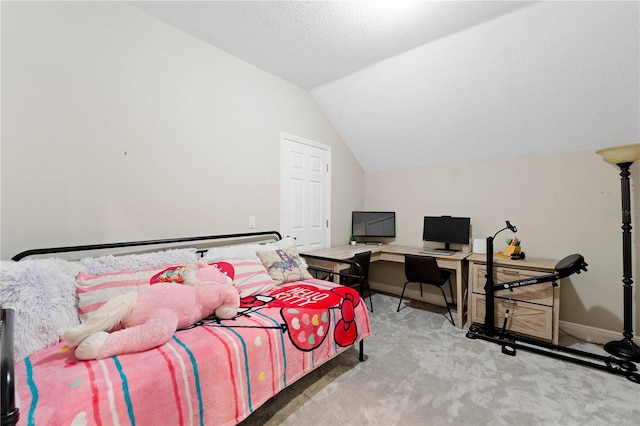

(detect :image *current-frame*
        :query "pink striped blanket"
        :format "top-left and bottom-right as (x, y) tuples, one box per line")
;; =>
(14, 278), (371, 425)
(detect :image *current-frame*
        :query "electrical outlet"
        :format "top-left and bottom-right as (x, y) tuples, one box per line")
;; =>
(248, 216), (256, 229)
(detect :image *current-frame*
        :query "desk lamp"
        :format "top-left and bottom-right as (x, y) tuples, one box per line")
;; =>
(596, 143), (640, 362)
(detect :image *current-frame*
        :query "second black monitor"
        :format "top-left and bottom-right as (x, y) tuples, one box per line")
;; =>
(423, 216), (470, 251)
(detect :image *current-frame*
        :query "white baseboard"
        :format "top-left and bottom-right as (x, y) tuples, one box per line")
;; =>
(559, 320), (640, 346)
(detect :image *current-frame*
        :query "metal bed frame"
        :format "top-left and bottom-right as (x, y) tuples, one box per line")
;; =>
(1, 231), (369, 426)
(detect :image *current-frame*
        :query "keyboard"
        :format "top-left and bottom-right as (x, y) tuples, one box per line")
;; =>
(419, 249), (455, 256)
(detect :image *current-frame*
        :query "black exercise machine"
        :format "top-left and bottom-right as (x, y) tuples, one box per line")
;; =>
(466, 221), (640, 383)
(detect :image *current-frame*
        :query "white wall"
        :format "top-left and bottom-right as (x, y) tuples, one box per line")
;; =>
(365, 151), (639, 336)
(0, 1), (364, 258)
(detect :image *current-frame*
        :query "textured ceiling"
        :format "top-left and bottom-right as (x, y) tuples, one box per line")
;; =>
(127, 1), (534, 89)
(127, 1), (640, 172)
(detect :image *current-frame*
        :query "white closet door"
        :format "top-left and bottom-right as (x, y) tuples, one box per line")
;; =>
(280, 133), (331, 252)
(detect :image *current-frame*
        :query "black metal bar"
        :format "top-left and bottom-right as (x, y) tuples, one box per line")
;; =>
(492, 273), (559, 292)
(467, 324), (640, 383)
(484, 221), (520, 336)
(1, 309), (19, 426)
(11, 231), (282, 261)
(484, 236), (496, 335)
(475, 220), (639, 382)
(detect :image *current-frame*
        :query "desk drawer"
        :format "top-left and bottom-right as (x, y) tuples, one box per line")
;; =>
(471, 294), (553, 342)
(471, 264), (554, 305)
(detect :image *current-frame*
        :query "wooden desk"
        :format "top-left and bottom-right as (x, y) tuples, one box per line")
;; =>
(466, 253), (561, 344)
(303, 244), (470, 329)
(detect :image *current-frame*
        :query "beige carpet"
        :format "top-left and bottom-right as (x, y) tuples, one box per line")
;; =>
(240, 293), (640, 425)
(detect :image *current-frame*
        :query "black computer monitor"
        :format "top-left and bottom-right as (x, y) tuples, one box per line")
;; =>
(352, 211), (396, 238)
(423, 216), (470, 251)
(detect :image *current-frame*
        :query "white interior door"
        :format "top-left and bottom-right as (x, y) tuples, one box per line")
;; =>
(280, 133), (331, 252)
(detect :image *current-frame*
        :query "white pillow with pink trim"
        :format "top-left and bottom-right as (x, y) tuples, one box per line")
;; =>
(207, 257), (275, 298)
(75, 264), (190, 322)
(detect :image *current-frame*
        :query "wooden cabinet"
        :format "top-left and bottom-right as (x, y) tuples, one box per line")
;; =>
(467, 254), (561, 345)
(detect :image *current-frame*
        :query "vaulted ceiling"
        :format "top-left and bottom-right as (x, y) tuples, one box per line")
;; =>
(128, 1), (640, 172)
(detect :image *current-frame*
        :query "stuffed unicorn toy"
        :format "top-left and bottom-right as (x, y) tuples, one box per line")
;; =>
(63, 261), (240, 360)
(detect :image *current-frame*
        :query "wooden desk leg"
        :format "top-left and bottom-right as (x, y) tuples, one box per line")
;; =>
(455, 264), (464, 329)
(332, 264), (341, 284)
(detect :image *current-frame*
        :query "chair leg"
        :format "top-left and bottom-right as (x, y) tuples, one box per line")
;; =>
(365, 280), (374, 312)
(439, 286), (455, 326)
(397, 281), (411, 312)
(447, 277), (455, 306)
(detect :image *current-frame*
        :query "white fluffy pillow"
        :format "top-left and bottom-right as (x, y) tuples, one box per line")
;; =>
(0, 258), (84, 360)
(201, 237), (300, 262)
(77, 248), (198, 275)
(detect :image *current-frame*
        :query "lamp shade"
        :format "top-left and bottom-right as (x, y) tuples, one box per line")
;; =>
(595, 143), (640, 165)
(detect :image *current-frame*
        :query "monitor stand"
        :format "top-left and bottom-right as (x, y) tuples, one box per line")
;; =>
(433, 243), (457, 254)
(436, 243), (458, 252)
(364, 238), (384, 246)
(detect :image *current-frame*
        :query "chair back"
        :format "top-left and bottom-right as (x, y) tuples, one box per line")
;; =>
(404, 254), (443, 284)
(346, 251), (371, 286)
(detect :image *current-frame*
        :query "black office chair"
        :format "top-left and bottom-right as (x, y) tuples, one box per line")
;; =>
(342, 251), (373, 312)
(397, 254), (455, 325)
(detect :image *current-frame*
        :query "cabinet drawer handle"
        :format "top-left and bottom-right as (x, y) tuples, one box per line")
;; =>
(500, 300), (517, 307)
(501, 269), (520, 275)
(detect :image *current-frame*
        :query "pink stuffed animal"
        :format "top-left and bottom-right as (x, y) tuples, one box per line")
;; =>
(63, 261), (240, 360)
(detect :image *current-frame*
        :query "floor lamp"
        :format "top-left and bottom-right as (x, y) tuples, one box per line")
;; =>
(596, 143), (640, 362)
